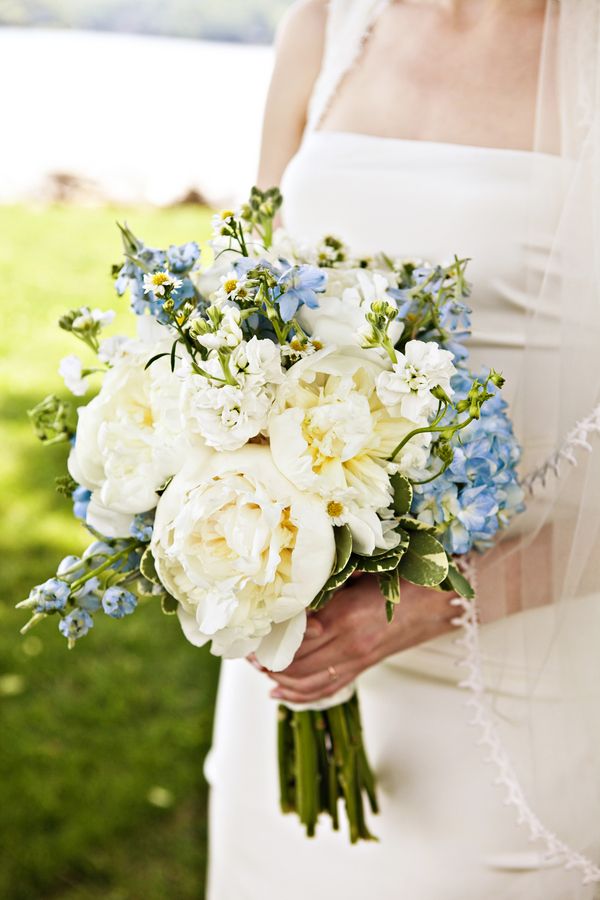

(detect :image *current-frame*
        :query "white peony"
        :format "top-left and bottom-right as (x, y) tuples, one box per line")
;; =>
(268, 346), (430, 554)
(376, 340), (456, 422)
(151, 444), (336, 670)
(297, 268), (404, 350)
(59, 354), (87, 396)
(180, 336), (284, 452)
(68, 337), (187, 537)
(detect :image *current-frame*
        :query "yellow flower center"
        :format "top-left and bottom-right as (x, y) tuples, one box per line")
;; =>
(151, 272), (170, 286)
(220, 209), (234, 220)
(327, 500), (344, 518)
(224, 278), (238, 293)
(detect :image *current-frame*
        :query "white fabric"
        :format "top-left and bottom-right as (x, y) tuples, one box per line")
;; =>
(206, 1), (600, 896)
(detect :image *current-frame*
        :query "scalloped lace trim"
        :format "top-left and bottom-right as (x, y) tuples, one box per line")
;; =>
(522, 402), (600, 493)
(452, 560), (600, 885)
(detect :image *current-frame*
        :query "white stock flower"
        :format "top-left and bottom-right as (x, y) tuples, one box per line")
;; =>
(268, 346), (426, 554)
(68, 338), (187, 536)
(180, 337), (284, 452)
(59, 355), (87, 396)
(151, 444), (336, 670)
(72, 307), (115, 330)
(376, 340), (456, 422)
(196, 305), (243, 350)
(297, 268), (403, 350)
(98, 335), (128, 365)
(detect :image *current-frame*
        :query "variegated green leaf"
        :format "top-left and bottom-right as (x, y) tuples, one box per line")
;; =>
(311, 557), (358, 610)
(357, 553), (402, 573)
(390, 473), (413, 516)
(397, 515), (437, 533)
(160, 593), (179, 615)
(379, 568), (401, 603)
(399, 531), (449, 587)
(332, 524), (353, 575)
(140, 547), (161, 586)
(443, 561), (475, 600)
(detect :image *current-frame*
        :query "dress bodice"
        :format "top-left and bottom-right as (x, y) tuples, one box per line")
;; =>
(281, 130), (564, 456)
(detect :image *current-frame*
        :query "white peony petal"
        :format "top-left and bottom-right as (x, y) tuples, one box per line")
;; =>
(255, 610), (307, 672)
(177, 605), (211, 649)
(86, 495), (135, 538)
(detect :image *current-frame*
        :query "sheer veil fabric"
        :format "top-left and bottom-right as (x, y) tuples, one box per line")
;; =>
(302, 0), (600, 883)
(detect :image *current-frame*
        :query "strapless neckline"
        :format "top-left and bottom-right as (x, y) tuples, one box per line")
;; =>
(304, 129), (560, 163)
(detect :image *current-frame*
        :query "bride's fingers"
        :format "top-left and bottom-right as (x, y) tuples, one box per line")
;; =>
(268, 655), (352, 693)
(269, 667), (355, 704)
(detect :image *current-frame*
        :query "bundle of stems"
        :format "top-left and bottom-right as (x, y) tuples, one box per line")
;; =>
(277, 692), (378, 842)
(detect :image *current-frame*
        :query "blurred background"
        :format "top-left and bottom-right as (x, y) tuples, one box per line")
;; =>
(0, 3), (291, 897)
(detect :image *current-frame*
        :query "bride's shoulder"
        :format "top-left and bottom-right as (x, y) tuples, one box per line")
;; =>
(275, 0), (328, 56)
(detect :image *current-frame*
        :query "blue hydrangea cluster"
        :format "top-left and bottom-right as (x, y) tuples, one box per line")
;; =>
(115, 234), (200, 322)
(411, 368), (525, 555)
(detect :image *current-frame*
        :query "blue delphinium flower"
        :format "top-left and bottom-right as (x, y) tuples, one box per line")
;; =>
(76, 592), (102, 614)
(72, 485), (91, 521)
(130, 511), (154, 543)
(412, 367), (524, 554)
(28, 578), (71, 612)
(276, 264), (326, 321)
(59, 609), (94, 641)
(167, 241), (200, 274)
(102, 587), (137, 619)
(57, 554), (86, 582)
(83, 541), (116, 565)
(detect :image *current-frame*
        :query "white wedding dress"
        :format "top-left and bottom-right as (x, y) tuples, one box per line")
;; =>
(205, 4), (599, 898)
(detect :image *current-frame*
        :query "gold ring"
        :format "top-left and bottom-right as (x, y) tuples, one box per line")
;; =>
(327, 665), (338, 681)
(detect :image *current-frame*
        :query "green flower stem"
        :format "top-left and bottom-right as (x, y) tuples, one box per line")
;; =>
(278, 695), (377, 843)
(217, 351), (239, 387)
(390, 407), (476, 464)
(293, 710), (319, 837)
(277, 706), (295, 813)
(347, 694), (378, 815)
(312, 711), (339, 827)
(412, 458), (453, 486)
(68, 541), (137, 593)
(326, 704), (360, 842)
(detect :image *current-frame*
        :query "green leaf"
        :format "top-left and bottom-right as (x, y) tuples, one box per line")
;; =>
(311, 557), (358, 610)
(379, 568), (401, 603)
(397, 515), (437, 533)
(140, 547), (161, 586)
(144, 352), (170, 371)
(378, 568), (401, 624)
(444, 561), (475, 600)
(390, 473), (413, 516)
(325, 557), (357, 592)
(332, 525), (353, 575)
(355, 552), (403, 573)
(399, 531), (449, 587)
(160, 593), (179, 615)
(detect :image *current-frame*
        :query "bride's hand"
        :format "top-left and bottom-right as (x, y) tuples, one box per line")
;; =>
(259, 573), (458, 705)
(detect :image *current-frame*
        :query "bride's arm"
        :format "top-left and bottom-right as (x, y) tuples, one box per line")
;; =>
(263, 527), (554, 705)
(256, 0), (327, 190)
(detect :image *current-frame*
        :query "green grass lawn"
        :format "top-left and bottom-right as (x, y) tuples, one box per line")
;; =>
(0, 204), (220, 899)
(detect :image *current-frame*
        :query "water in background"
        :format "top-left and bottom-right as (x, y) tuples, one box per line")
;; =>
(1, 27), (274, 205)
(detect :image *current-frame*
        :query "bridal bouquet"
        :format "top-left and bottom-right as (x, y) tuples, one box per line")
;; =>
(21, 187), (524, 843)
